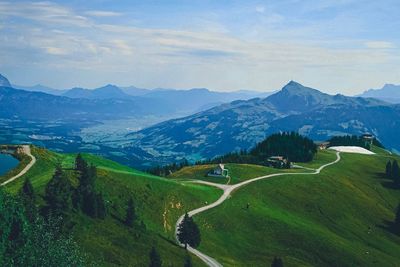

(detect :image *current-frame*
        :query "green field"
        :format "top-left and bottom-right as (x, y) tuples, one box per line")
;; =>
(3, 146), (221, 266)
(2, 146), (400, 266)
(192, 149), (400, 266)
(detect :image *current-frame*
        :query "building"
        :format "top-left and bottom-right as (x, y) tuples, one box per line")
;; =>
(314, 141), (330, 150)
(362, 133), (374, 145)
(267, 156), (289, 168)
(208, 164), (229, 177)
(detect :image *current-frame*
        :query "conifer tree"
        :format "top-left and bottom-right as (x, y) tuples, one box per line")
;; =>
(44, 165), (72, 217)
(19, 178), (36, 222)
(386, 161), (392, 179)
(392, 160), (400, 186)
(149, 246), (162, 267)
(183, 254), (193, 267)
(125, 197), (136, 227)
(394, 203), (400, 235)
(177, 213), (201, 249)
(271, 256), (283, 267)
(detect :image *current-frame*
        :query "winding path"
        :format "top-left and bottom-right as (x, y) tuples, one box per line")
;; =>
(1, 145), (36, 186)
(175, 152), (341, 267)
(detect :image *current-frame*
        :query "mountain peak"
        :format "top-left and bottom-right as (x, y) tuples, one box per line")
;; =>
(0, 74), (12, 88)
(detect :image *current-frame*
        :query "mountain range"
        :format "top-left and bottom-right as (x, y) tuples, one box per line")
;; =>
(358, 84), (400, 103)
(124, 81), (400, 165)
(11, 80), (272, 115)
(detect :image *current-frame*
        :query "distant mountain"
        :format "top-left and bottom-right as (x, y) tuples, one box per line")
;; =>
(139, 88), (271, 114)
(0, 86), (174, 121)
(124, 81), (399, 165)
(62, 84), (129, 99)
(12, 84), (66, 95)
(358, 84), (400, 103)
(121, 86), (151, 96)
(0, 74), (11, 87)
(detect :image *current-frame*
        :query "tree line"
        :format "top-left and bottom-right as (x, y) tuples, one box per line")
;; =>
(149, 132), (318, 176)
(0, 180), (85, 266)
(202, 132), (317, 167)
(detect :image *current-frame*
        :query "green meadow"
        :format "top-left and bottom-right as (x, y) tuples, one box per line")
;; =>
(2, 146), (400, 266)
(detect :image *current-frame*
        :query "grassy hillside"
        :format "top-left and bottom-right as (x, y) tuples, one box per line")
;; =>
(192, 148), (400, 266)
(4, 146), (221, 266)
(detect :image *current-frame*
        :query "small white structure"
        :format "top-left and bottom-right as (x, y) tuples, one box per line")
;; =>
(208, 164), (229, 177)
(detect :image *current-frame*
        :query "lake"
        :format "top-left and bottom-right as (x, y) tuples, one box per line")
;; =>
(0, 153), (19, 176)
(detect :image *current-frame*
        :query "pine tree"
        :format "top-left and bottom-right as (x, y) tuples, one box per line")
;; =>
(394, 203), (400, 235)
(183, 254), (193, 267)
(44, 165), (72, 217)
(19, 178), (36, 222)
(392, 160), (400, 186)
(75, 153), (85, 171)
(96, 193), (107, 219)
(125, 197), (136, 227)
(177, 213), (201, 249)
(149, 246), (162, 267)
(271, 256), (283, 267)
(386, 161), (392, 179)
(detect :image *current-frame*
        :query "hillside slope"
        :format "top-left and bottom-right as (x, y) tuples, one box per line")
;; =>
(191, 149), (400, 266)
(3, 146), (221, 266)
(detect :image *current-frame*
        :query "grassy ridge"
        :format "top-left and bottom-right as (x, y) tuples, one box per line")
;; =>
(193, 149), (400, 266)
(4, 147), (221, 266)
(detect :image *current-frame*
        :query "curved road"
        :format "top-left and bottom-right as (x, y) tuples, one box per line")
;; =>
(1, 145), (36, 186)
(175, 152), (341, 267)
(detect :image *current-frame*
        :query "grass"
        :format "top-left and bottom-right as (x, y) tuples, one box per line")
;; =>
(3, 145), (400, 266)
(192, 149), (400, 266)
(168, 151), (339, 185)
(4, 146), (221, 266)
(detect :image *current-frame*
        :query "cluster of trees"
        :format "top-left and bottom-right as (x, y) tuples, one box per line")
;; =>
(44, 154), (106, 219)
(147, 159), (190, 177)
(201, 132), (317, 167)
(0, 181), (85, 266)
(328, 135), (383, 150)
(177, 213), (201, 249)
(73, 154), (106, 218)
(386, 160), (400, 187)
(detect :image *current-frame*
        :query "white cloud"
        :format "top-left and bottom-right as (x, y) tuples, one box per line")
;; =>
(365, 41), (395, 49)
(84, 10), (122, 17)
(0, 1), (398, 94)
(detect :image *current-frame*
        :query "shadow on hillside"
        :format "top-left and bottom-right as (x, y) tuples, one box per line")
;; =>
(377, 219), (400, 236)
(374, 172), (399, 190)
(157, 234), (180, 247)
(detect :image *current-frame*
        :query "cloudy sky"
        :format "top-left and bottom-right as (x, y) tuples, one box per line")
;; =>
(0, 0), (399, 94)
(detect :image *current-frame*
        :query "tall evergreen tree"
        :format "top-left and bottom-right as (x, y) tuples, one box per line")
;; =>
(19, 178), (36, 222)
(44, 165), (72, 217)
(271, 256), (283, 267)
(386, 161), (392, 179)
(75, 153), (85, 171)
(125, 197), (136, 227)
(177, 213), (201, 249)
(394, 203), (400, 235)
(392, 160), (400, 186)
(183, 254), (193, 267)
(149, 246), (162, 267)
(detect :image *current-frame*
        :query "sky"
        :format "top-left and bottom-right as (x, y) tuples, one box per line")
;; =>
(0, 0), (399, 94)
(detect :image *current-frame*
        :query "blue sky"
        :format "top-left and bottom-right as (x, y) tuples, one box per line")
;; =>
(0, 0), (399, 94)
